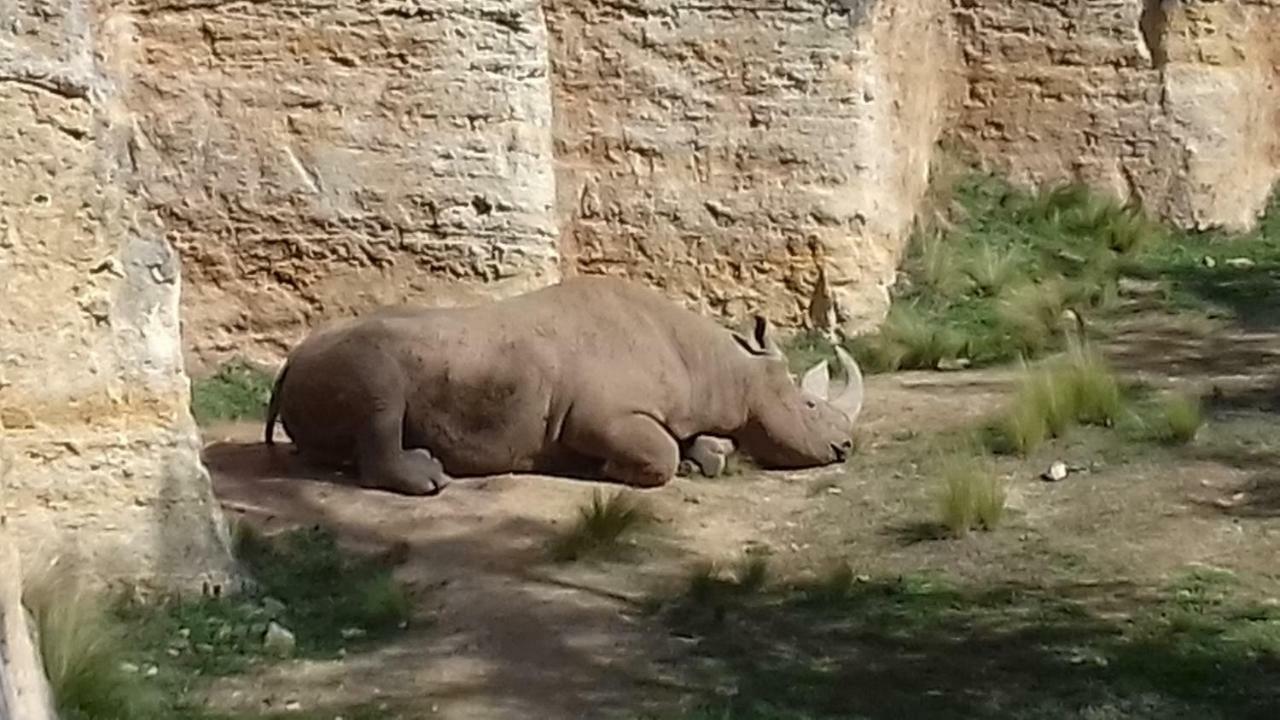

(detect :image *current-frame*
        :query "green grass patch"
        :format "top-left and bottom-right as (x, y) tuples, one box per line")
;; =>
(1153, 391), (1205, 445)
(869, 173), (1164, 369)
(661, 569), (1280, 720)
(106, 525), (409, 718)
(25, 564), (163, 720)
(549, 490), (655, 562)
(990, 342), (1126, 455)
(933, 451), (1006, 537)
(771, 178), (1280, 380)
(784, 172), (1179, 373)
(21, 525), (409, 720)
(125, 525), (410, 670)
(190, 360), (275, 426)
(660, 554), (776, 626)
(1125, 191), (1280, 328)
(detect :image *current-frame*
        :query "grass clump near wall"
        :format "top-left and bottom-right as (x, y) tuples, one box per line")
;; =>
(26, 524), (413, 719)
(25, 563), (161, 720)
(844, 172), (1168, 372)
(128, 524), (412, 671)
(190, 359), (276, 426)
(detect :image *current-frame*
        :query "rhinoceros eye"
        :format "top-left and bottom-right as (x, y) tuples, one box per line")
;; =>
(805, 399), (817, 409)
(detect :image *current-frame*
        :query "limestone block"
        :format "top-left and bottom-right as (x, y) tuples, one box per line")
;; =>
(548, 0), (956, 335)
(949, 0), (1280, 231)
(122, 0), (562, 371)
(1, 0), (234, 591)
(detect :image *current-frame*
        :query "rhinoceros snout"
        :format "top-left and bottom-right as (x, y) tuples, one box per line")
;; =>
(830, 439), (853, 462)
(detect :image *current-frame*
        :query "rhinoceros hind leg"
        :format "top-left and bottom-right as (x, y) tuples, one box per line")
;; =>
(576, 413), (679, 489)
(356, 404), (451, 496)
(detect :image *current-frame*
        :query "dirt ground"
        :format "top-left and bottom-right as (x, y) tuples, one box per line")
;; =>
(198, 312), (1280, 720)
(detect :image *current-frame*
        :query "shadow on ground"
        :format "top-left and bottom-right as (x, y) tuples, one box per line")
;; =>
(655, 575), (1280, 720)
(1104, 318), (1280, 384)
(202, 438), (692, 720)
(1164, 261), (1280, 332)
(201, 429), (1280, 720)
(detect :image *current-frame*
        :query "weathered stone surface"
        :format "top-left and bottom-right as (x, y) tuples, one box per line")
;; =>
(123, 0), (561, 371)
(548, 0), (955, 334)
(1, 531), (60, 720)
(950, 0), (1280, 231)
(0, 0), (233, 590)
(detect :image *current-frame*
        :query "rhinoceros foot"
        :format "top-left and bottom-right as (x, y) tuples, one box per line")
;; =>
(686, 436), (736, 478)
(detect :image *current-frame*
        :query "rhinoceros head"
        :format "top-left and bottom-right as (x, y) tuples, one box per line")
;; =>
(731, 316), (864, 469)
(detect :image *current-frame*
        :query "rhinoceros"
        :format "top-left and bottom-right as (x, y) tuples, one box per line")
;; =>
(264, 276), (864, 495)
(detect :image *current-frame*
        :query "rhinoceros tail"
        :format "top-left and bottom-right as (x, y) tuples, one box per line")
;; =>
(264, 363), (289, 446)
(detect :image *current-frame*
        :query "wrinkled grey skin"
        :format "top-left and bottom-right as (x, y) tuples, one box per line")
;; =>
(264, 276), (864, 495)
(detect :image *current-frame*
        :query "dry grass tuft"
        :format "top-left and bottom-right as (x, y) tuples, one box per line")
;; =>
(550, 490), (655, 561)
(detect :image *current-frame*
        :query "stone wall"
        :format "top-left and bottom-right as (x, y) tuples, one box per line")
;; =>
(0, 0), (233, 590)
(125, 0), (561, 371)
(950, 0), (1280, 231)
(548, 0), (955, 333)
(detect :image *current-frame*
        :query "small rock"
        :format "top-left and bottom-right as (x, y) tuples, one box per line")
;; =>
(284, 699), (302, 711)
(144, 665), (159, 677)
(936, 357), (970, 371)
(195, 643), (214, 654)
(178, 627), (191, 639)
(166, 648), (180, 657)
(1225, 257), (1256, 269)
(263, 621), (297, 658)
(1041, 461), (1069, 482)
(1202, 255), (1217, 268)
(1215, 491), (1249, 509)
(825, 486), (843, 495)
(262, 597), (287, 616)
(119, 662), (140, 674)
(1117, 277), (1162, 297)
(341, 627), (367, 640)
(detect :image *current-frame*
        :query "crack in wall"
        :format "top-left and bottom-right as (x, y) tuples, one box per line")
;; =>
(1139, 0), (1172, 69)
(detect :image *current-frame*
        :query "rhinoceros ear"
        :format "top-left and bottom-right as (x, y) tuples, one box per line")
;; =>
(800, 360), (830, 398)
(732, 314), (784, 358)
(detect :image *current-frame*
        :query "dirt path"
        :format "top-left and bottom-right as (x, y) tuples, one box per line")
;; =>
(198, 317), (1280, 719)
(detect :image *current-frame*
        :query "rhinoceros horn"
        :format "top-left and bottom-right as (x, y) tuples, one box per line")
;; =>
(831, 346), (864, 427)
(797, 347), (863, 428)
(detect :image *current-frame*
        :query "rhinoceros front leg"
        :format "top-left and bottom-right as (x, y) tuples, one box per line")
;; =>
(683, 435), (736, 478)
(568, 412), (680, 489)
(356, 403), (451, 496)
